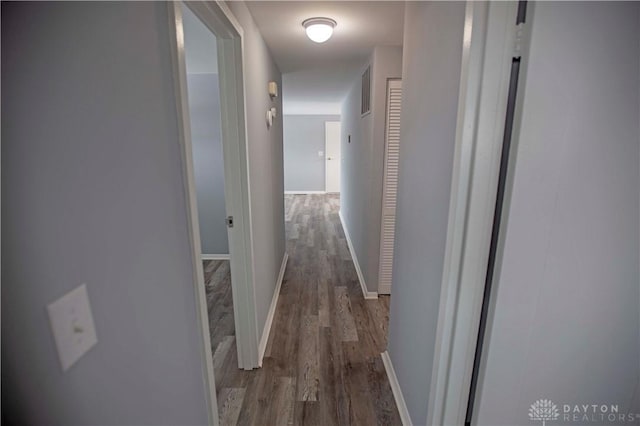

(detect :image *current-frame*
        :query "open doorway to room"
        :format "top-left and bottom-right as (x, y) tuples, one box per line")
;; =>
(169, 1), (262, 423)
(181, 2), (239, 383)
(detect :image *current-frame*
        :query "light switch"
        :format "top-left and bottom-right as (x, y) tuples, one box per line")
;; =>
(318, 151), (324, 157)
(47, 284), (98, 371)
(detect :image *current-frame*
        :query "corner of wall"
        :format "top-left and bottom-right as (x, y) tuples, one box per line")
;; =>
(382, 350), (414, 426)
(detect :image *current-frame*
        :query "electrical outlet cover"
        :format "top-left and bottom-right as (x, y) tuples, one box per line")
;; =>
(47, 284), (98, 371)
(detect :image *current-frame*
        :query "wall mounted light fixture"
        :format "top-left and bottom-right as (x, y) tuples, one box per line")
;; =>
(302, 17), (336, 43)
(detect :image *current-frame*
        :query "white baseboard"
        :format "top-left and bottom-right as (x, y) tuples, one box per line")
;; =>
(284, 190), (326, 194)
(258, 252), (289, 366)
(201, 254), (230, 260)
(338, 210), (378, 300)
(381, 350), (413, 426)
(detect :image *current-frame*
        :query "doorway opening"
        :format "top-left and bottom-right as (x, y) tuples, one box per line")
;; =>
(181, 0), (240, 400)
(169, 1), (261, 423)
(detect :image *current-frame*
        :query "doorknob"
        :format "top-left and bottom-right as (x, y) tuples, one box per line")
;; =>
(327, 157), (333, 160)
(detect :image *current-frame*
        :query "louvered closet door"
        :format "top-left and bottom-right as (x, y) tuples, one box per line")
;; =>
(378, 79), (402, 295)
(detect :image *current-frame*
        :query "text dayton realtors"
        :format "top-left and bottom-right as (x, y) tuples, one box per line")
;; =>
(561, 404), (640, 423)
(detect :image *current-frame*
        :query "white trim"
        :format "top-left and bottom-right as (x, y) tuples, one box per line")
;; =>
(167, 4), (219, 424)
(284, 190), (326, 195)
(338, 210), (378, 300)
(258, 252), (288, 366)
(426, 2), (520, 425)
(324, 120), (341, 193)
(381, 351), (413, 426)
(472, 6), (535, 420)
(201, 254), (230, 260)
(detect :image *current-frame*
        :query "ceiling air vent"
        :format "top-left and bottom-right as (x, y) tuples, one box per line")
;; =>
(361, 66), (371, 116)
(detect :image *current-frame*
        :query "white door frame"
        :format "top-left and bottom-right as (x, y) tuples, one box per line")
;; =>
(324, 121), (341, 193)
(168, 1), (260, 423)
(426, 2), (522, 425)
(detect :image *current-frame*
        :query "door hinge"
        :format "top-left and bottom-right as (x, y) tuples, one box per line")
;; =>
(514, 23), (526, 58)
(225, 216), (234, 228)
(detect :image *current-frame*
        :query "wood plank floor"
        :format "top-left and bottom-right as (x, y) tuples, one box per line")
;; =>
(207, 194), (401, 426)
(202, 258), (244, 397)
(203, 260), (235, 353)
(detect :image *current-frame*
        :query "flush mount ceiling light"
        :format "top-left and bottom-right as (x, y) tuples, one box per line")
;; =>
(302, 17), (337, 43)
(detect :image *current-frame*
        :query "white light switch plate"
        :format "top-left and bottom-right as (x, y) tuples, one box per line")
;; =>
(47, 284), (98, 371)
(318, 151), (324, 157)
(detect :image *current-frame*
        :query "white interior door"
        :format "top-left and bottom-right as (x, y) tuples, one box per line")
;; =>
(325, 121), (341, 193)
(378, 79), (402, 295)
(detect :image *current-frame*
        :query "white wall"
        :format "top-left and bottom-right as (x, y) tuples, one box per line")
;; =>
(340, 46), (402, 293)
(475, 3), (640, 424)
(385, 2), (466, 424)
(226, 2), (286, 337)
(283, 114), (340, 192)
(1, 2), (209, 423)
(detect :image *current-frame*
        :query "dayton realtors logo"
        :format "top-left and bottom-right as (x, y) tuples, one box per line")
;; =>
(529, 399), (560, 426)
(529, 399), (640, 424)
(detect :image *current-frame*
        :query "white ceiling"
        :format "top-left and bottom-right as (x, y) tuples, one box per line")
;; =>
(245, 1), (405, 115)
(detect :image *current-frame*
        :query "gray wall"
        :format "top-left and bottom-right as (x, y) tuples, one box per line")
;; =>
(227, 2), (286, 337)
(386, 2), (465, 424)
(340, 46), (402, 293)
(475, 3), (640, 424)
(1, 2), (209, 424)
(283, 114), (340, 192)
(340, 65), (372, 292)
(186, 73), (229, 255)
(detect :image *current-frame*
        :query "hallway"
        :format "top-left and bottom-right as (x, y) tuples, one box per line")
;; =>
(214, 194), (401, 425)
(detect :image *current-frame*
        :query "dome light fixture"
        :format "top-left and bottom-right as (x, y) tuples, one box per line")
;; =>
(302, 17), (337, 43)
